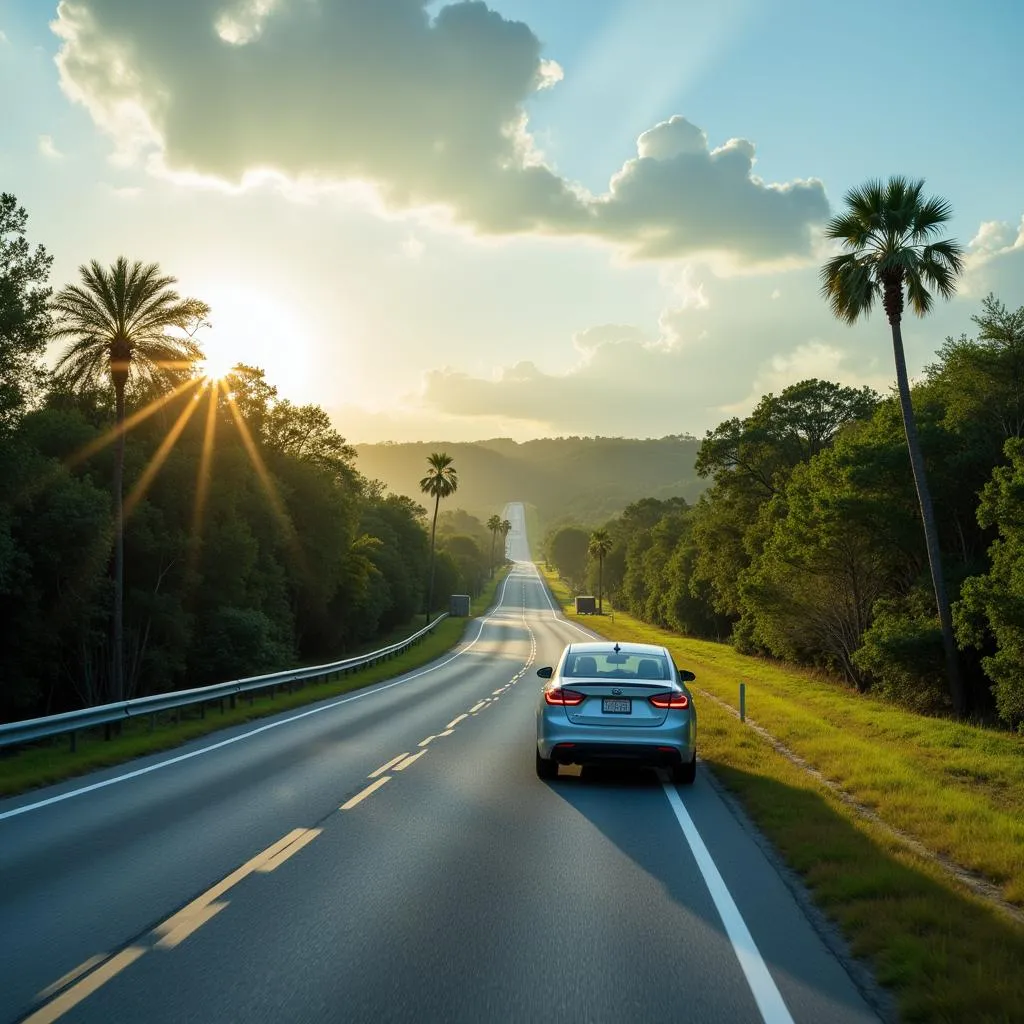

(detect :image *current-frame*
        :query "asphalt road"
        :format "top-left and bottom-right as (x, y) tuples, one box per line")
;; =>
(0, 504), (878, 1024)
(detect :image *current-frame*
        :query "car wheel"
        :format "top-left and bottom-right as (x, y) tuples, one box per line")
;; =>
(671, 753), (697, 786)
(536, 748), (558, 780)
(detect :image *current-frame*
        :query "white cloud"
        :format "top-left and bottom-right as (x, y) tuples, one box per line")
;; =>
(38, 134), (64, 159)
(0, 29), (9, 44)
(51, 1), (829, 268)
(962, 215), (1024, 299)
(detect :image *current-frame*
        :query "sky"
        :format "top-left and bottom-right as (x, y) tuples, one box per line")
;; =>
(1, 0), (1023, 442)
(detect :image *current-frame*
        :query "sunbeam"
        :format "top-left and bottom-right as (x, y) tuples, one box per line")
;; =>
(123, 391), (204, 519)
(185, 380), (221, 580)
(64, 377), (204, 471)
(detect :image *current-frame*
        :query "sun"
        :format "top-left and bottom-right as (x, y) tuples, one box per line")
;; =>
(198, 345), (238, 383)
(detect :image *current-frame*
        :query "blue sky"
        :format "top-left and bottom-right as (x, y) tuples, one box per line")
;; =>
(2, 0), (1022, 440)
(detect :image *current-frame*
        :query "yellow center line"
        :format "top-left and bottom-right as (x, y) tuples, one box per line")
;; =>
(341, 775), (391, 810)
(417, 735), (436, 748)
(24, 947), (147, 1024)
(447, 714), (468, 728)
(155, 900), (228, 950)
(393, 750), (427, 771)
(256, 828), (323, 873)
(438, 728), (454, 736)
(469, 701), (487, 713)
(36, 955), (108, 1002)
(369, 753), (408, 777)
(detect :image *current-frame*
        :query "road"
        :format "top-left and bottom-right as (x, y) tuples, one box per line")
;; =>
(0, 504), (877, 1024)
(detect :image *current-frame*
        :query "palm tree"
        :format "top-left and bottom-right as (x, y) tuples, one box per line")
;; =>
(419, 452), (458, 624)
(500, 519), (512, 563)
(486, 514), (502, 576)
(820, 176), (966, 714)
(588, 529), (613, 614)
(51, 257), (209, 701)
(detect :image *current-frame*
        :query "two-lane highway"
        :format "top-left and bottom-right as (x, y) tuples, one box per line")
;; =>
(0, 505), (879, 1023)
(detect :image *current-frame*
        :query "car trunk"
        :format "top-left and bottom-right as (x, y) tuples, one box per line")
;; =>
(560, 681), (673, 728)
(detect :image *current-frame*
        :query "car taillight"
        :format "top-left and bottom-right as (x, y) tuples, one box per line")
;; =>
(545, 687), (586, 707)
(649, 692), (690, 710)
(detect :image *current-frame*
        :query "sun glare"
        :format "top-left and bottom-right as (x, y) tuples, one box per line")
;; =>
(195, 284), (312, 398)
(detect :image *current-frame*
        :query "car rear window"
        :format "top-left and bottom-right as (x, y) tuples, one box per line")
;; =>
(562, 653), (670, 680)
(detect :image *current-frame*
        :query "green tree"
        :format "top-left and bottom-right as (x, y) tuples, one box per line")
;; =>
(0, 193), (52, 431)
(419, 452), (458, 623)
(51, 258), (209, 700)
(955, 438), (1024, 727)
(588, 528), (612, 614)
(821, 176), (967, 714)
(549, 525), (589, 590)
(487, 514), (502, 575)
(500, 518), (511, 562)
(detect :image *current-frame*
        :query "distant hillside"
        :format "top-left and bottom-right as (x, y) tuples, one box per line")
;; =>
(354, 436), (706, 527)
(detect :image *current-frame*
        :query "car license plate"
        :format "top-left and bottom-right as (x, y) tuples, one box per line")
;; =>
(602, 698), (631, 714)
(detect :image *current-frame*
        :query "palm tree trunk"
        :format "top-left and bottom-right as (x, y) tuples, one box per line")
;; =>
(489, 531), (496, 578)
(598, 554), (604, 614)
(889, 316), (966, 715)
(113, 381), (126, 704)
(425, 493), (440, 626)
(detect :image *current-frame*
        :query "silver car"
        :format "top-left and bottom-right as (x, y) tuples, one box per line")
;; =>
(535, 641), (697, 784)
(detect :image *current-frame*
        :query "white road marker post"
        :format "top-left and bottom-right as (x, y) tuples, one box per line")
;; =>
(740, 682), (746, 723)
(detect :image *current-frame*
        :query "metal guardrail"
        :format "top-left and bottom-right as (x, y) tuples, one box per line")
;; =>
(0, 613), (450, 752)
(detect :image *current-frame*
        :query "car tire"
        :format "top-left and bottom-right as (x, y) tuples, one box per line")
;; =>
(536, 748), (558, 780)
(672, 753), (697, 786)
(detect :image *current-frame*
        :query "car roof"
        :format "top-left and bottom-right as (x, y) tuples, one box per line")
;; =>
(564, 641), (670, 657)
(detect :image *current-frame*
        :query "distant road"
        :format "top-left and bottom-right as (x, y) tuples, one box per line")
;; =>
(0, 503), (876, 1023)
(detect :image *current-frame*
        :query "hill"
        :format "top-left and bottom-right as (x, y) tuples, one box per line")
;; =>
(353, 436), (706, 526)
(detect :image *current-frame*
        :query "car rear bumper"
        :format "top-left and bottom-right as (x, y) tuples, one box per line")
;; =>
(545, 741), (690, 766)
(537, 712), (695, 765)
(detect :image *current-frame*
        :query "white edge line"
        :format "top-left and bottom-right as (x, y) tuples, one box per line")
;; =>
(0, 570), (521, 823)
(662, 783), (795, 1024)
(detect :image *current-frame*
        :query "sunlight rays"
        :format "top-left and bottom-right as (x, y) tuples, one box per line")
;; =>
(64, 377), (204, 471)
(123, 388), (204, 519)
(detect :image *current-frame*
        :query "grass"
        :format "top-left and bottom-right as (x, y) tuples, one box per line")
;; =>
(0, 569), (510, 798)
(543, 568), (1024, 1023)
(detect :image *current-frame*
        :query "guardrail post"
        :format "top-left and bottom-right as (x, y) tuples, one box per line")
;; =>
(69, 730), (76, 753)
(219, 697), (225, 714)
(230, 694), (236, 710)
(104, 722), (112, 742)
(150, 713), (156, 732)
(739, 682), (746, 723)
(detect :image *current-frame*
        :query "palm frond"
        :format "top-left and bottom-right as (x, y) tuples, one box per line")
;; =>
(820, 253), (877, 324)
(904, 270), (934, 317)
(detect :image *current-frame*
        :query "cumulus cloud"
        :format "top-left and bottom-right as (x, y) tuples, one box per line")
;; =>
(962, 215), (1024, 299)
(51, 0), (828, 266)
(38, 134), (64, 159)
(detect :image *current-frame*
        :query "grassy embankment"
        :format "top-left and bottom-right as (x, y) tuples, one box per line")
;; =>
(542, 567), (1024, 1024)
(0, 569), (510, 798)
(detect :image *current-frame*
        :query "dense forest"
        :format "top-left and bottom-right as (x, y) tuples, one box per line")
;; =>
(355, 435), (705, 526)
(544, 298), (1024, 728)
(0, 194), (496, 722)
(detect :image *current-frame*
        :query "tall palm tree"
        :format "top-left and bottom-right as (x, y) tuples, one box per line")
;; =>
(588, 529), (613, 614)
(419, 452), (458, 624)
(51, 257), (209, 701)
(486, 514), (502, 576)
(500, 519), (512, 563)
(820, 176), (966, 714)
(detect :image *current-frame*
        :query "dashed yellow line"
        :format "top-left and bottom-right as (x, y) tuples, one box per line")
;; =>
(447, 713), (468, 728)
(417, 735), (436, 747)
(24, 947), (147, 1024)
(341, 775), (392, 810)
(369, 753), (408, 777)
(256, 828), (322, 874)
(393, 750), (427, 771)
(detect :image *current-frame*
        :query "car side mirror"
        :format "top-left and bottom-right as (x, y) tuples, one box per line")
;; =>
(537, 666), (553, 679)
(677, 667), (696, 682)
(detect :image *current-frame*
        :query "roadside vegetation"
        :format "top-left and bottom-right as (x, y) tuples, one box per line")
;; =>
(0, 568), (509, 798)
(0, 192), (507, 726)
(543, 568), (1024, 1022)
